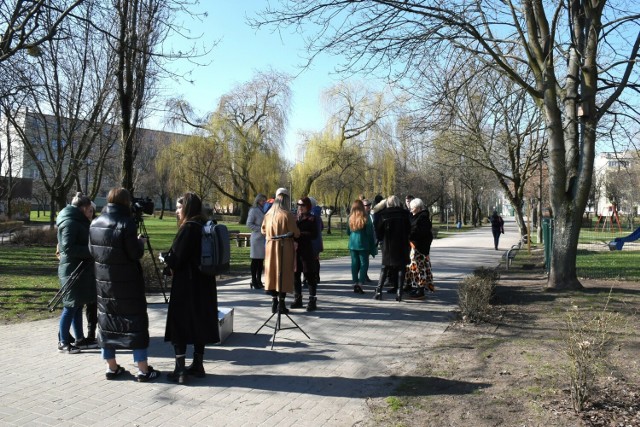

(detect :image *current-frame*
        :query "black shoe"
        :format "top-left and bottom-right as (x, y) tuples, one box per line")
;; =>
(167, 358), (187, 384)
(75, 337), (98, 349)
(137, 366), (160, 382)
(353, 284), (365, 294)
(271, 298), (278, 313)
(290, 294), (304, 309)
(306, 297), (317, 312)
(186, 353), (205, 378)
(105, 365), (126, 380)
(408, 288), (426, 300)
(58, 342), (81, 354)
(373, 288), (382, 300)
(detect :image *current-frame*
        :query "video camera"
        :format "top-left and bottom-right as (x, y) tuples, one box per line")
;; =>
(132, 197), (155, 218)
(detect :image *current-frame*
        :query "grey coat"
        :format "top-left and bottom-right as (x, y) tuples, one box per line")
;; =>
(247, 206), (266, 259)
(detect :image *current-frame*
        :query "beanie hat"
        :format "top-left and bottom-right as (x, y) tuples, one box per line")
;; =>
(275, 187), (289, 197)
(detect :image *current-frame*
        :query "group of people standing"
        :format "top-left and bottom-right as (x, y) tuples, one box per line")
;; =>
(348, 194), (435, 302)
(56, 188), (220, 385)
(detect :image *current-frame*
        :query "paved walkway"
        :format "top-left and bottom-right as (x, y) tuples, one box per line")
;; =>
(0, 220), (520, 426)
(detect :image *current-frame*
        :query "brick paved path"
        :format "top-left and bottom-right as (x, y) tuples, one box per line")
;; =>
(0, 220), (520, 426)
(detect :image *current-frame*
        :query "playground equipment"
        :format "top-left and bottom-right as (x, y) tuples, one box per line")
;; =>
(609, 226), (640, 251)
(595, 204), (622, 233)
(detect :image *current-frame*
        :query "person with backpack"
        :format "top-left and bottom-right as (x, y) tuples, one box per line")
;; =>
(489, 210), (505, 250)
(88, 188), (160, 382)
(162, 192), (220, 384)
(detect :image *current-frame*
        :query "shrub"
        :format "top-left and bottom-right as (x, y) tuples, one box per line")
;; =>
(11, 226), (57, 246)
(458, 268), (499, 323)
(563, 295), (621, 412)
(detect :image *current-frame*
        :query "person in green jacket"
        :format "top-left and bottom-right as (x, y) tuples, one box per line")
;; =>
(56, 192), (96, 354)
(347, 199), (377, 294)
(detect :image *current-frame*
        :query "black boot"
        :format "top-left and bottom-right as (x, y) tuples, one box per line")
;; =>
(374, 266), (386, 300)
(271, 297), (278, 313)
(167, 355), (187, 384)
(290, 294), (304, 309)
(278, 295), (289, 314)
(306, 296), (317, 312)
(186, 353), (205, 378)
(396, 270), (404, 302)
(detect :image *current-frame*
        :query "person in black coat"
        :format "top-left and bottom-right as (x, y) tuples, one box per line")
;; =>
(163, 193), (220, 384)
(291, 197), (319, 311)
(88, 187), (160, 382)
(374, 195), (411, 301)
(489, 210), (505, 250)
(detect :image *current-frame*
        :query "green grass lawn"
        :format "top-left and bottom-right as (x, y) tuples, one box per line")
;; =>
(576, 249), (640, 280)
(2, 213), (350, 324)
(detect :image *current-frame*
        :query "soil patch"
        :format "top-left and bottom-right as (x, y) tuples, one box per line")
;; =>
(365, 250), (640, 426)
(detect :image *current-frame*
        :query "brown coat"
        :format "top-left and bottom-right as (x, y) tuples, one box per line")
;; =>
(262, 208), (301, 293)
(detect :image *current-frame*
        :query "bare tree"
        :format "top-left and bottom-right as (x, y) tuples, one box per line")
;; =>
(255, 0), (640, 290)
(0, 0), (85, 63)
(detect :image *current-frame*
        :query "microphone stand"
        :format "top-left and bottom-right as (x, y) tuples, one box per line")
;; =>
(254, 233), (310, 349)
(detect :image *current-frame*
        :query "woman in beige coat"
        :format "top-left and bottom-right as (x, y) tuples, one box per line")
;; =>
(261, 188), (300, 313)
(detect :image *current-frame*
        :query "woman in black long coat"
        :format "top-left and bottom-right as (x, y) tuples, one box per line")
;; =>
(374, 195), (411, 301)
(163, 192), (219, 384)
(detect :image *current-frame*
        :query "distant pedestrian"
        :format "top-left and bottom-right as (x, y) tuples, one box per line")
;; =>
(489, 210), (505, 250)
(308, 196), (324, 283)
(405, 194), (415, 210)
(247, 194), (267, 289)
(362, 198), (376, 282)
(405, 198), (435, 300)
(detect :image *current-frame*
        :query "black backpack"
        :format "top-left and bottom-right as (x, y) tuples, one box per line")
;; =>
(188, 220), (230, 276)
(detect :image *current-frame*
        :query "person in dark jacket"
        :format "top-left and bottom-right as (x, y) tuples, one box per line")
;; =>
(489, 210), (505, 250)
(405, 198), (435, 300)
(88, 188), (160, 382)
(291, 196), (319, 311)
(373, 195), (411, 302)
(162, 193), (220, 384)
(56, 192), (96, 354)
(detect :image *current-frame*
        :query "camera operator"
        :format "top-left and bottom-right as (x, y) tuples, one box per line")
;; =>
(88, 187), (160, 382)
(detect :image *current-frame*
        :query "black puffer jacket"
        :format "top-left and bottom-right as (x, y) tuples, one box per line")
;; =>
(375, 206), (411, 267)
(409, 209), (433, 255)
(88, 203), (149, 350)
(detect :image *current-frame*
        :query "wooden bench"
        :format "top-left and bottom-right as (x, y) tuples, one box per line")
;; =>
(228, 231), (252, 247)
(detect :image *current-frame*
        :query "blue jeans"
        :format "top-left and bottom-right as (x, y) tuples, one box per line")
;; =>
(101, 347), (148, 363)
(58, 306), (84, 345)
(350, 250), (369, 283)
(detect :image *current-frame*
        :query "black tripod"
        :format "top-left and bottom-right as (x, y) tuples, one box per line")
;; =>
(254, 233), (310, 349)
(47, 261), (88, 312)
(136, 216), (168, 303)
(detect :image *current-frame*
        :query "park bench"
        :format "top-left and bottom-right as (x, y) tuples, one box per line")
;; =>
(503, 237), (526, 270)
(228, 231), (252, 247)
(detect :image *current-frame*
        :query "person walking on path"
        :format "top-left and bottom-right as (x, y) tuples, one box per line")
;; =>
(162, 193), (220, 384)
(489, 210), (505, 250)
(247, 194), (267, 289)
(405, 198), (435, 300)
(374, 195), (411, 301)
(262, 188), (300, 314)
(347, 199), (377, 294)
(291, 197), (319, 311)
(88, 187), (160, 382)
(55, 192), (97, 353)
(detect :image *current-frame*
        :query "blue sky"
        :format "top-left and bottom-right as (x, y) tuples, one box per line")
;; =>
(153, 2), (354, 161)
